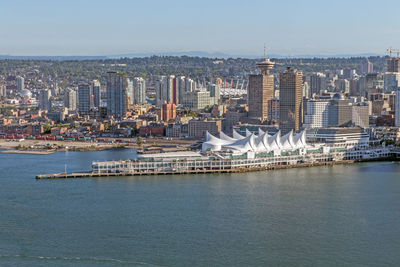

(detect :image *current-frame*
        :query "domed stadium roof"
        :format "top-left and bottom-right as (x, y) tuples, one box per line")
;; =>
(20, 89), (32, 97)
(332, 93), (344, 100)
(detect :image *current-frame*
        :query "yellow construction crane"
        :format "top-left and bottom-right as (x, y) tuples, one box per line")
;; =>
(387, 47), (400, 58)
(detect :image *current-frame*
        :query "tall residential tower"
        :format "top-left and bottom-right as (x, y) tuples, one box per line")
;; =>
(106, 72), (128, 118)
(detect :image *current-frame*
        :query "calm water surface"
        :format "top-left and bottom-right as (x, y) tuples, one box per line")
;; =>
(0, 149), (400, 266)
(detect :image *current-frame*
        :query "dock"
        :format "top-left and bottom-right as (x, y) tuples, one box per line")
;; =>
(36, 160), (356, 179)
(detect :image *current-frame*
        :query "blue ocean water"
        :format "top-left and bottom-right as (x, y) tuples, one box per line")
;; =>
(0, 149), (400, 266)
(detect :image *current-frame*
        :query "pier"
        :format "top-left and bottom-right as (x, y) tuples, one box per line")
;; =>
(36, 160), (361, 179)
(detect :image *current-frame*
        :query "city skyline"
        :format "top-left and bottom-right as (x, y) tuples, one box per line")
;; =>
(1, 0), (400, 57)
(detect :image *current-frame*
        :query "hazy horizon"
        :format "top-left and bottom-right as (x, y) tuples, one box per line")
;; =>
(1, 0), (399, 56)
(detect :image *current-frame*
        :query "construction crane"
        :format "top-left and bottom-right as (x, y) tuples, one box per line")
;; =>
(387, 47), (400, 58)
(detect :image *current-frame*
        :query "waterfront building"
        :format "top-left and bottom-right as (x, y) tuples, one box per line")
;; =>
(247, 58), (275, 122)
(328, 93), (353, 127)
(279, 67), (303, 135)
(304, 99), (330, 128)
(106, 71), (128, 118)
(306, 127), (369, 148)
(92, 80), (101, 108)
(78, 83), (93, 116)
(352, 103), (370, 129)
(222, 108), (247, 134)
(161, 102), (176, 122)
(133, 77), (146, 105)
(64, 89), (77, 111)
(304, 94), (369, 129)
(188, 119), (222, 139)
(16, 76), (24, 92)
(39, 89), (52, 111)
(166, 123), (189, 138)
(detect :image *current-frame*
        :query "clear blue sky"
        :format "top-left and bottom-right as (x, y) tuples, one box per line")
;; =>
(0, 0), (399, 56)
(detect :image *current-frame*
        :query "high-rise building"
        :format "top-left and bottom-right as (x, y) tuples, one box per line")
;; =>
(279, 67), (303, 134)
(247, 58), (275, 122)
(16, 76), (24, 91)
(177, 76), (186, 104)
(162, 102), (176, 122)
(185, 78), (196, 93)
(182, 90), (214, 110)
(207, 83), (220, 105)
(133, 77), (146, 104)
(349, 78), (360, 96)
(39, 89), (52, 111)
(365, 73), (384, 97)
(78, 83), (93, 116)
(106, 71), (128, 117)
(352, 103), (370, 128)
(127, 78), (134, 105)
(336, 78), (350, 93)
(92, 80), (101, 108)
(328, 94), (353, 127)
(268, 98), (280, 121)
(396, 90), (400, 127)
(304, 99), (330, 128)
(167, 75), (178, 105)
(387, 57), (400, 73)
(305, 94), (369, 129)
(64, 89), (77, 111)
(309, 73), (326, 98)
(383, 72), (400, 92)
(155, 76), (167, 106)
(0, 85), (6, 97)
(361, 58), (374, 74)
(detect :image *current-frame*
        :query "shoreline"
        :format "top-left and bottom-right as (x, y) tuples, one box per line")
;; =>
(1, 149), (55, 155)
(0, 138), (192, 154)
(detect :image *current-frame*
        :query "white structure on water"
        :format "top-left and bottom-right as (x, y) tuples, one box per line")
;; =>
(202, 129), (308, 153)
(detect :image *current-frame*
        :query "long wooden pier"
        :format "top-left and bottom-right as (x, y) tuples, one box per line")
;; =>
(36, 160), (358, 180)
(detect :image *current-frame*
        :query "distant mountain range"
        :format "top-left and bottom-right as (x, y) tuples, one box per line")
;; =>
(0, 51), (385, 60)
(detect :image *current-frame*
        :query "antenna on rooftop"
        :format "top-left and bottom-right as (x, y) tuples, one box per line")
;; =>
(264, 43), (266, 59)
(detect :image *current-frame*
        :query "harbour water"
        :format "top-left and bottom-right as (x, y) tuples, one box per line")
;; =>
(1, 149), (400, 266)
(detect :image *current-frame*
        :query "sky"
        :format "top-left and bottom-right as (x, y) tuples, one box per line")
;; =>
(0, 0), (399, 57)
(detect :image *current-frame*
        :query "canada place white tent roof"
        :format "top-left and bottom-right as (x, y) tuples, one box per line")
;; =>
(202, 129), (308, 153)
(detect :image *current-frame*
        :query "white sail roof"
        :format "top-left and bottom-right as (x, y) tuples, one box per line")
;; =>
(233, 129), (245, 140)
(219, 131), (237, 142)
(201, 130), (308, 153)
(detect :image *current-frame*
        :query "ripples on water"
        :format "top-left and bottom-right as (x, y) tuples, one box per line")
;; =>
(0, 150), (400, 266)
